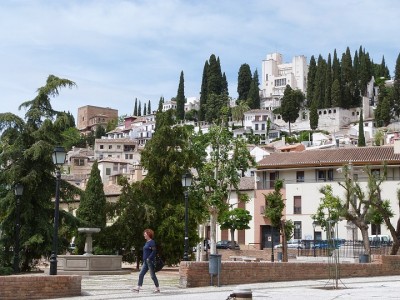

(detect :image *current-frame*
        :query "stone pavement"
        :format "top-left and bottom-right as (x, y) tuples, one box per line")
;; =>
(53, 267), (400, 300)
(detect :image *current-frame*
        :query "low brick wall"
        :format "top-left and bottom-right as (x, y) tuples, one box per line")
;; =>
(0, 275), (81, 300)
(179, 255), (400, 287)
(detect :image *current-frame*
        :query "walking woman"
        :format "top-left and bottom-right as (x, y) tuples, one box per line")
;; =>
(132, 229), (160, 293)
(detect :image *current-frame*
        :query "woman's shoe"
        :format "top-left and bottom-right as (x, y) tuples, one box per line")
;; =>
(153, 289), (160, 293)
(131, 288), (140, 293)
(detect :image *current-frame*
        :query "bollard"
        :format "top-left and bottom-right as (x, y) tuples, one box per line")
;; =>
(226, 286), (252, 299)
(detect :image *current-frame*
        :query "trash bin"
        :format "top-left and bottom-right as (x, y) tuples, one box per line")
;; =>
(359, 254), (369, 263)
(277, 252), (283, 262)
(209, 254), (222, 275)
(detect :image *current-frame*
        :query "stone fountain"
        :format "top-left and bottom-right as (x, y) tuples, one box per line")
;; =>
(56, 228), (130, 275)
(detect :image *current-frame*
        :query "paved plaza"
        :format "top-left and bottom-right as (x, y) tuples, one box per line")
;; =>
(50, 267), (400, 300)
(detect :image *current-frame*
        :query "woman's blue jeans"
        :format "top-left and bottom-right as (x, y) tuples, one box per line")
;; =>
(138, 259), (159, 287)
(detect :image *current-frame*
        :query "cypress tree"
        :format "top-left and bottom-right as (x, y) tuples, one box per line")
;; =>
(324, 53), (332, 107)
(222, 72), (229, 95)
(331, 79), (341, 107)
(207, 54), (222, 95)
(358, 110), (366, 147)
(341, 47), (354, 108)
(134, 98), (138, 116)
(309, 102), (319, 130)
(176, 71), (185, 120)
(248, 70), (261, 109)
(143, 103), (147, 116)
(138, 101), (141, 116)
(147, 100), (151, 114)
(332, 50), (342, 105)
(237, 63), (252, 102)
(158, 96), (164, 112)
(76, 160), (107, 228)
(306, 55), (317, 107)
(199, 61), (209, 121)
(312, 55), (326, 108)
(393, 53), (400, 117)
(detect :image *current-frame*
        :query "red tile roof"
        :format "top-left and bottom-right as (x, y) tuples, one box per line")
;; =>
(257, 146), (400, 169)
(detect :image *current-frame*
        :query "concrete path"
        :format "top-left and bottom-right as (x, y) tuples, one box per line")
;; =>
(53, 267), (400, 300)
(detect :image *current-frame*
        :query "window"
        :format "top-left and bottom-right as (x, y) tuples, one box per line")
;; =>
(294, 196), (301, 214)
(296, 171), (304, 182)
(108, 145), (112, 149)
(269, 172), (278, 188)
(371, 224), (381, 235)
(328, 169), (334, 181)
(317, 170), (326, 182)
(117, 145), (121, 149)
(100, 145), (104, 149)
(255, 124), (259, 130)
(106, 168), (111, 175)
(294, 221), (302, 240)
(261, 123), (265, 130)
(113, 163), (118, 171)
(74, 158), (85, 166)
(371, 169), (380, 178)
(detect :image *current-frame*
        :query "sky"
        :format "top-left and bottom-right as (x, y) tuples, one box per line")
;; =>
(1, 0), (399, 121)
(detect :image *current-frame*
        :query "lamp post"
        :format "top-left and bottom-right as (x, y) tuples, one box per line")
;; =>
(14, 183), (23, 273)
(312, 221), (317, 257)
(181, 171), (192, 261)
(49, 146), (66, 275)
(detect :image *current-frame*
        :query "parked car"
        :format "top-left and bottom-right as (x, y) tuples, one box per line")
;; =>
(274, 240), (304, 249)
(216, 240), (240, 250)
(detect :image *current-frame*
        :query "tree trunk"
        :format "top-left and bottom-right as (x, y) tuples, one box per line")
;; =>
(360, 227), (371, 256)
(230, 229), (235, 246)
(209, 207), (218, 255)
(281, 220), (288, 262)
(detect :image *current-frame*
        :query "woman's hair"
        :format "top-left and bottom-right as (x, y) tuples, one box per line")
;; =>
(144, 229), (154, 239)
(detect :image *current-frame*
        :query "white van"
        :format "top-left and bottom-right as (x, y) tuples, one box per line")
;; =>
(369, 234), (391, 246)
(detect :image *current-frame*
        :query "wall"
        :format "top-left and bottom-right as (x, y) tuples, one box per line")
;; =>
(179, 255), (400, 288)
(0, 275), (81, 300)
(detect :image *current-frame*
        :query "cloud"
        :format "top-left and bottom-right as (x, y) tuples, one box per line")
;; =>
(0, 0), (399, 121)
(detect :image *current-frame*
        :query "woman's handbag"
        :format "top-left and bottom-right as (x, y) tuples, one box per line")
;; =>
(154, 255), (164, 272)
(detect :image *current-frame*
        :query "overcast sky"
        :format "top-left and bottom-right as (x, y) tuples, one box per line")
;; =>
(1, 0), (399, 121)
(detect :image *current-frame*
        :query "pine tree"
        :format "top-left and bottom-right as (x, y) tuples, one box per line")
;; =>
(176, 71), (185, 120)
(133, 98), (138, 116)
(237, 63), (252, 102)
(358, 110), (366, 146)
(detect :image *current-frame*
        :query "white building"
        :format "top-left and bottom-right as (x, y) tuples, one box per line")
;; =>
(255, 145), (400, 249)
(260, 52), (308, 110)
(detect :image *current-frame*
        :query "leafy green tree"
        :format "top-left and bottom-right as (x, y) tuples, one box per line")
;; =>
(219, 208), (252, 243)
(237, 63), (252, 102)
(0, 75), (80, 272)
(264, 179), (292, 262)
(191, 123), (255, 255)
(280, 85), (304, 135)
(62, 127), (87, 150)
(139, 109), (205, 264)
(176, 71), (185, 120)
(358, 110), (366, 146)
(106, 118), (118, 132)
(205, 93), (230, 123)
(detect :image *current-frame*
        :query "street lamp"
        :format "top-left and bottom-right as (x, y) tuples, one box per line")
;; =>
(181, 171), (192, 261)
(49, 146), (66, 275)
(14, 183), (23, 273)
(312, 221), (317, 257)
